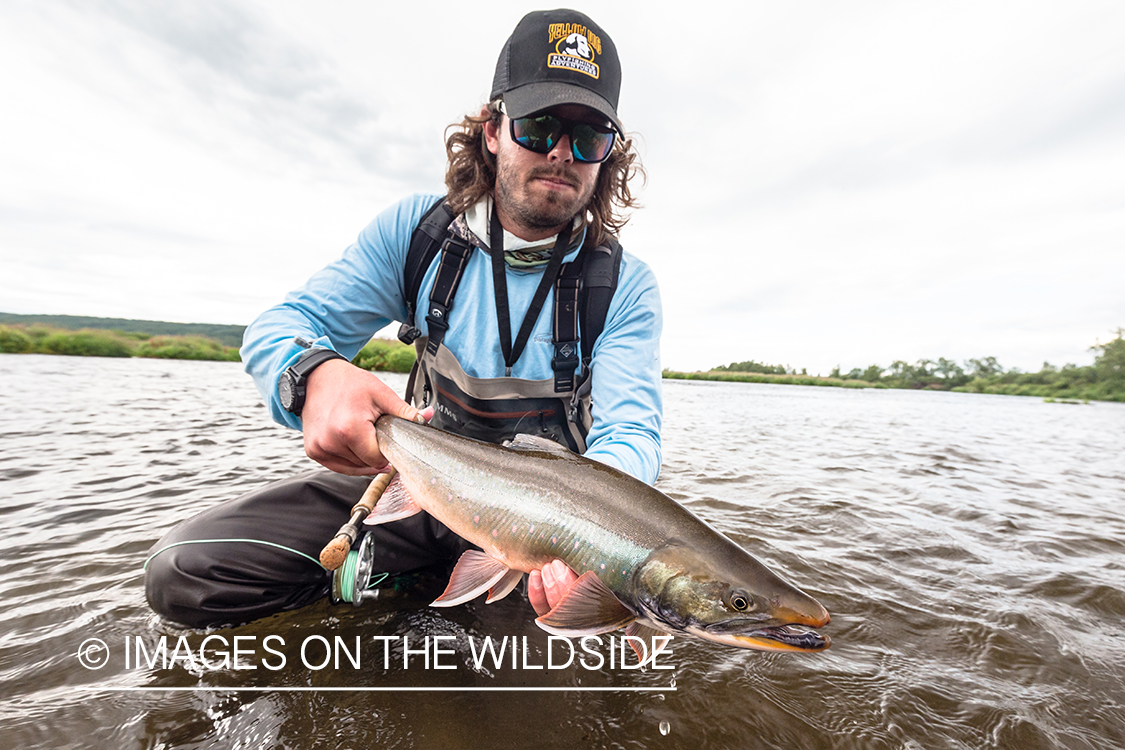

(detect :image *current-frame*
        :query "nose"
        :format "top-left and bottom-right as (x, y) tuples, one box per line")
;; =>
(547, 134), (574, 164)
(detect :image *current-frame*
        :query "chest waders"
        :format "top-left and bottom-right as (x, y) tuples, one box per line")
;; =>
(396, 198), (622, 453)
(335, 199), (622, 606)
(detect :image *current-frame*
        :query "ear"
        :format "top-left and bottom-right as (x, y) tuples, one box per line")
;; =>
(482, 107), (501, 157)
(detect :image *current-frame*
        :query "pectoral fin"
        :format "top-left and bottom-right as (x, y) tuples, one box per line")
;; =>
(534, 571), (636, 636)
(363, 476), (422, 525)
(431, 550), (511, 607)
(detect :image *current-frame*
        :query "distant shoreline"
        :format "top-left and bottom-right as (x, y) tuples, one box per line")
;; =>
(0, 312), (245, 347)
(662, 369), (1122, 403)
(4, 313), (1121, 403)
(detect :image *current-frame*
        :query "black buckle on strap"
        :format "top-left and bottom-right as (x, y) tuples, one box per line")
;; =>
(397, 322), (421, 345)
(552, 339), (580, 392)
(424, 301), (451, 355)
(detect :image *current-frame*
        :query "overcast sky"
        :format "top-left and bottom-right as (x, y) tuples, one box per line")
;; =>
(2, 0), (1123, 374)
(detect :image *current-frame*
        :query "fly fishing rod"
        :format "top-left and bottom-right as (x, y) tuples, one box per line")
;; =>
(319, 468), (396, 571)
(320, 469), (397, 606)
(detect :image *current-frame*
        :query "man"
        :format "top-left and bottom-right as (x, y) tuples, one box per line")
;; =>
(145, 9), (662, 628)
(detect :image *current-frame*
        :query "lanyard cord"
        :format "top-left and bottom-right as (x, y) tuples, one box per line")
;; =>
(489, 208), (572, 376)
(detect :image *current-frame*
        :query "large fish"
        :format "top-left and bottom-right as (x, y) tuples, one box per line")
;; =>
(365, 416), (830, 654)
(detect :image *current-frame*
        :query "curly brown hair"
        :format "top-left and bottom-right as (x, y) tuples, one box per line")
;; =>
(444, 101), (645, 247)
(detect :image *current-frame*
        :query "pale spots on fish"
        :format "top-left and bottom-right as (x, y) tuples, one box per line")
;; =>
(573, 540), (580, 550)
(551, 536), (558, 545)
(491, 528), (499, 538)
(473, 515), (480, 525)
(511, 524), (518, 534)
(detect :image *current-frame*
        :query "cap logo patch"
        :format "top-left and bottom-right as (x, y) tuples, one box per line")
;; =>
(547, 23), (601, 80)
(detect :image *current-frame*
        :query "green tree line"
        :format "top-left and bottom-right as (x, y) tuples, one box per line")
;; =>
(0, 313), (245, 347)
(0, 323), (418, 373)
(705, 330), (1124, 402)
(0, 324), (241, 361)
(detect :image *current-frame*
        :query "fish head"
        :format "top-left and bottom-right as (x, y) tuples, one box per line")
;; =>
(631, 540), (831, 652)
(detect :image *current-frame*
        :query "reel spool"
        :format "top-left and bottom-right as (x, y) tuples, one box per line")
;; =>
(330, 533), (387, 606)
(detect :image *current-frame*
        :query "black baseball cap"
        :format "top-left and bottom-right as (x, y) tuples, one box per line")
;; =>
(490, 9), (623, 134)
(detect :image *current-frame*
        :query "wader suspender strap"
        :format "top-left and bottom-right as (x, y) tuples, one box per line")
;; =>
(488, 208), (572, 377)
(578, 240), (621, 372)
(555, 238), (623, 400)
(398, 198), (456, 346)
(422, 233), (474, 356)
(553, 258), (582, 393)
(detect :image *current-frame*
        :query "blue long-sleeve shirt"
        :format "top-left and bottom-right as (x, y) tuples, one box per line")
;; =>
(241, 193), (663, 484)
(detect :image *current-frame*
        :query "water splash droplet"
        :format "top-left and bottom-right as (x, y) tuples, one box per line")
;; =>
(659, 720), (671, 736)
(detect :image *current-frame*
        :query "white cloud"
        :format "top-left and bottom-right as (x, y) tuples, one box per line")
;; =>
(1, 0), (1123, 374)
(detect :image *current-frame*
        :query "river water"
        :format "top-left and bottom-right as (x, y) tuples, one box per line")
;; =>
(1, 353), (1122, 749)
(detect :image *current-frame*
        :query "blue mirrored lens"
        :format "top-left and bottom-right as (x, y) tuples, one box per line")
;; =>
(510, 115), (615, 163)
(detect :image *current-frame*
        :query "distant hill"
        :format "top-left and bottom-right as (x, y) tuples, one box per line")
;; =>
(0, 313), (245, 348)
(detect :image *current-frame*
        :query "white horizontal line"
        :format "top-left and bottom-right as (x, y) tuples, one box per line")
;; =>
(96, 685), (675, 693)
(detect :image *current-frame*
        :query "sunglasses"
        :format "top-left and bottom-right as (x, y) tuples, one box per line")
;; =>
(509, 113), (616, 163)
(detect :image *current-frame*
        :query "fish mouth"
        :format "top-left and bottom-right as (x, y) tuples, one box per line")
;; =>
(690, 624), (831, 653)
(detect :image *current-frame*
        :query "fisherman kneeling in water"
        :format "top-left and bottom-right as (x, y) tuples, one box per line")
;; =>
(144, 9), (661, 628)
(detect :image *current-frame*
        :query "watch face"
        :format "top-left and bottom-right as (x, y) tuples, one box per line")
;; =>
(278, 372), (296, 411)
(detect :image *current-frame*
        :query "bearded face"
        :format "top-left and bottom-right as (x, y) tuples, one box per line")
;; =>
(485, 106), (604, 237)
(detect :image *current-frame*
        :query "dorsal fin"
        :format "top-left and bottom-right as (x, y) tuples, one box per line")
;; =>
(505, 434), (572, 455)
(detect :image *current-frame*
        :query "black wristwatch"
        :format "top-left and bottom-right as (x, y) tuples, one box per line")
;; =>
(278, 348), (347, 415)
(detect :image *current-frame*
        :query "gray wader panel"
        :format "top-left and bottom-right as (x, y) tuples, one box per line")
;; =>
(409, 339), (593, 453)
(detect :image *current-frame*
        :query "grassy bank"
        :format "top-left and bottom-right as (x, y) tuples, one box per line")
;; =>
(0, 325), (240, 361)
(0, 323), (418, 372)
(0, 313), (245, 347)
(351, 338), (416, 373)
(691, 329), (1125, 403)
(6, 313), (1121, 403)
(662, 370), (881, 389)
(661, 368), (1122, 401)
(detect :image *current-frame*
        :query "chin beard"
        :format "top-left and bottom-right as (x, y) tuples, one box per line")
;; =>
(495, 162), (594, 231)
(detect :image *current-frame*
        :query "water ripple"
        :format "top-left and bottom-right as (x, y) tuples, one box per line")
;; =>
(1, 356), (1124, 748)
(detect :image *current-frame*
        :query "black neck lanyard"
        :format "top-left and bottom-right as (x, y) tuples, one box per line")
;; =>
(489, 208), (572, 376)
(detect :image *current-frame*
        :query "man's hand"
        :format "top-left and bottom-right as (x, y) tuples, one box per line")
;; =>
(299, 359), (421, 475)
(528, 559), (579, 616)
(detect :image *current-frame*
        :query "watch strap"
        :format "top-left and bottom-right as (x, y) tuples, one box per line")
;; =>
(290, 347), (347, 379)
(280, 348), (347, 414)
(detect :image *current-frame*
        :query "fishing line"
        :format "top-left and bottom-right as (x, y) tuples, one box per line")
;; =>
(142, 539), (322, 570)
(145, 538), (388, 605)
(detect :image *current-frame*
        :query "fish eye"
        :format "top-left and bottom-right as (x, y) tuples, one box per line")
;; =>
(730, 594), (752, 612)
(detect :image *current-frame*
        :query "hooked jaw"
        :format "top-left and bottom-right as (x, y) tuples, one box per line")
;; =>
(685, 601), (831, 652)
(691, 624), (831, 652)
(638, 597), (832, 653)
(642, 585), (832, 653)
(723, 597), (832, 652)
